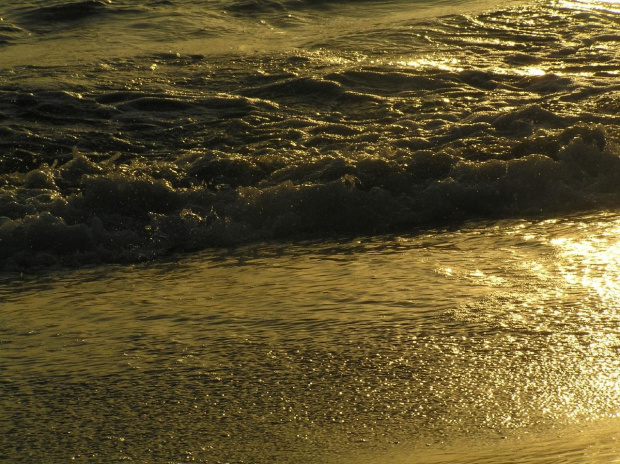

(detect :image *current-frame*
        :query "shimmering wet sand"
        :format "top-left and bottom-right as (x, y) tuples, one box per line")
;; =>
(2, 211), (620, 463)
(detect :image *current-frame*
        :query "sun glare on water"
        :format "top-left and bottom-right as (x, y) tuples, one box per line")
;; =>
(555, 0), (620, 13)
(551, 218), (620, 306)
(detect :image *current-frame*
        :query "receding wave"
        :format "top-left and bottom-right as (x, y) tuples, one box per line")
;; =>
(2, 0), (620, 268)
(6, 0), (143, 37)
(15, 0), (113, 23)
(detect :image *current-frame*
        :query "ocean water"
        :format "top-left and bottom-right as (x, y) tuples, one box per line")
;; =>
(4, 0), (620, 268)
(2, 0), (620, 462)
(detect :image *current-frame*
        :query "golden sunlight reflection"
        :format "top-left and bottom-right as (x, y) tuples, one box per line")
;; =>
(523, 67), (546, 76)
(555, 0), (620, 13)
(447, 213), (620, 432)
(392, 53), (550, 78)
(394, 57), (463, 72)
(550, 219), (620, 306)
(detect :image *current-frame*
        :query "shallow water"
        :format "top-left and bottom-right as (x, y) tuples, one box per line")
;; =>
(2, 210), (620, 463)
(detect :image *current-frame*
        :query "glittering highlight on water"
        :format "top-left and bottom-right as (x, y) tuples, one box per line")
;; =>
(3, 0), (620, 461)
(3, 211), (620, 462)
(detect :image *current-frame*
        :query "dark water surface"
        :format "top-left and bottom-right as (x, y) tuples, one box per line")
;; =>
(3, 0), (620, 268)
